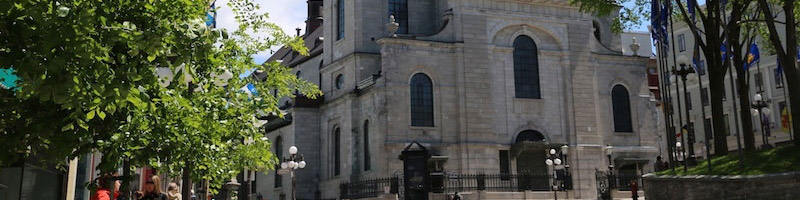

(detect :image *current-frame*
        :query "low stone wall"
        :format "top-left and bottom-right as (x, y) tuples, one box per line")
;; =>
(643, 172), (800, 200)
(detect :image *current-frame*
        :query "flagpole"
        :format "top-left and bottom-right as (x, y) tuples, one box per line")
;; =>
(667, 0), (688, 173)
(655, 37), (675, 172)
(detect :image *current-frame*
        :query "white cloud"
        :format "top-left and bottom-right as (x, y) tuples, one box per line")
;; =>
(215, 0), (307, 64)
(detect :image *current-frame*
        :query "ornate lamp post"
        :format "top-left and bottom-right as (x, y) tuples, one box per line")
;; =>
(545, 148), (563, 200)
(604, 145), (614, 192)
(280, 146), (306, 200)
(560, 145), (571, 190)
(751, 93), (773, 149)
(674, 55), (698, 166)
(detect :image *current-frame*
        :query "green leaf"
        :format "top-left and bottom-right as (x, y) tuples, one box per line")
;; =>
(147, 54), (157, 62)
(61, 123), (75, 131)
(86, 110), (96, 120)
(98, 111), (106, 120)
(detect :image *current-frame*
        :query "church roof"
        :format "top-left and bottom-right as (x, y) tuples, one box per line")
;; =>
(266, 27), (323, 67)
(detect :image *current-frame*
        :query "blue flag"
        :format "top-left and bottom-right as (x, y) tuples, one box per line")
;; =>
(745, 43), (760, 71)
(688, 0), (697, 21)
(660, 1), (670, 47)
(721, 42), (728, 63)
(651, 0), (661, 43)
(693, 42), (703, 75)
(776, 57), (784, 79)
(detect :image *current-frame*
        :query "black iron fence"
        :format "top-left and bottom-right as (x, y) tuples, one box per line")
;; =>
(339, 176), (399, 199)
(432, 173), (556, 193)
(340, 172), (578, 199)
(611, 174), (644, 191)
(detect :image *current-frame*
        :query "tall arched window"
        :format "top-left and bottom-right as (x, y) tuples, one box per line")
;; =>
(363, 120), (371, 171)
(333, 127), (341, 176)
(513, 35), (541, 99)
(274, 136), (283, 187)
(388, 0), (408, 34)
(337, 0), (345, 40)
(410, 73), (434, 127)
(612, 85), (633, 132)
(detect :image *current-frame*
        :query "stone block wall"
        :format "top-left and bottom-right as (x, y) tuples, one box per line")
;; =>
(643, 172), (800, 200)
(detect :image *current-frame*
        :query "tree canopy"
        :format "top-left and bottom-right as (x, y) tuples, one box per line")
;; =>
(0, 0), (320, 190)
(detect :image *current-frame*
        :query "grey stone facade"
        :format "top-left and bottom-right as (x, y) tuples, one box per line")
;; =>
(256, 1), (659, 199)
(643, 172), (800, 200)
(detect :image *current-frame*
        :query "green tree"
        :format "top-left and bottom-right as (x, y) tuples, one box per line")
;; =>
(0, 0), (320, 195)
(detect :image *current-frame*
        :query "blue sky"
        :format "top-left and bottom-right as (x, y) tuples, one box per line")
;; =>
(217, 0), (703, 63)
(216, 0), (307, 65)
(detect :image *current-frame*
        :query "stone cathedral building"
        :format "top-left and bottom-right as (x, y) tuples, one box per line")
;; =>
(254, 0), (660, 199)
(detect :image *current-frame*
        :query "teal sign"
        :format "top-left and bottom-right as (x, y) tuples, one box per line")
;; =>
(0, 67), (19, 90)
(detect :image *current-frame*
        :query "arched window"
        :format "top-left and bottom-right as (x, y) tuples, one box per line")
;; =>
(612, 85), (633, 132)
(333, 127), (341, 176)
(388, 0), (408, 34)
(410, 73), (434, 127)
(513, 35), (541, 99)
(274, 136), (283, 187)
(593, 21), (602, 42)
(335, 74), (344, 90)
(337, 0), (345, 40)
(363, 120), (371, 171)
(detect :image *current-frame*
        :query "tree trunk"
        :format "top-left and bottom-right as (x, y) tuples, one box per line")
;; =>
(708, 72), (729, 155)
(759, 0), (800, 146)
(701, 0), (729, 155)
(182, 165), (192, 200)
(736, 67), (756, 151)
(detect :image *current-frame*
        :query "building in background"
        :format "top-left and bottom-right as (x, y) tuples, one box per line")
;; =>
(658, 12), (793, 162)
(256, 0), (660, 199)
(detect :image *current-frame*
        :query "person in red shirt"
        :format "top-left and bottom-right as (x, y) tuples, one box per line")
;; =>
(91, 173), (121, 200)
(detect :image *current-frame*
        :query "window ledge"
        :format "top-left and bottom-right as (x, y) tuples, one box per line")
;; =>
(410, 126), (437, 130)
(614, 131), (636, 135)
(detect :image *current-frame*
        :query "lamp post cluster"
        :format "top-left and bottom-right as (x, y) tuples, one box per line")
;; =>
(751, 93), (773, 149)
(544, 145), (569, 200)
(280, 146), (306, 200)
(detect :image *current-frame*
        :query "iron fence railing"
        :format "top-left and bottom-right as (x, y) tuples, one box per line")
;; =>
(612, 174), (644, 191)
(339, 176), (399, 199)
(338, 172), (637, 199)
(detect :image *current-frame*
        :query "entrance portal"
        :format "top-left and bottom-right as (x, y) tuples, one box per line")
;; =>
(510, 130), (550, 191)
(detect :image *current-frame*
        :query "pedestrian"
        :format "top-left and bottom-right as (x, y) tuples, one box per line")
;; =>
(451, 191), (462, 200)
(90, 173), (120, 200)
(166, 182), (182, 200)
(655, 156), (664, 171)
(136, 175), (168, 200)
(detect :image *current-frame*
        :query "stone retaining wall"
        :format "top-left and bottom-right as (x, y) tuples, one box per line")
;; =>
(643, 172), (800, 200)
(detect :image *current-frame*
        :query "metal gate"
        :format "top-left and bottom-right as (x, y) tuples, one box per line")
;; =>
(596, 170), (611, 200)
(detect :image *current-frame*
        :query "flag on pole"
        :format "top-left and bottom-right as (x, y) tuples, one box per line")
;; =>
(651, 0), (661, 43)
(660, 0), (670, 47)
(721, 42), (729, 63)
(745, 43), (760, 71)
(692, 43), (703, 75)
(688, 0), (697, 21)
(776, 57), (784, 79)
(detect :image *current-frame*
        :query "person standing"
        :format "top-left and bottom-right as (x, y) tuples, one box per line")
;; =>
(136, 175), (168, 200)
(90, 173), (120, 200)
(166, 182), (182, 200)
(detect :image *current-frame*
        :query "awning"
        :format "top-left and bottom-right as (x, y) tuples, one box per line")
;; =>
(614, 157), (651, 167)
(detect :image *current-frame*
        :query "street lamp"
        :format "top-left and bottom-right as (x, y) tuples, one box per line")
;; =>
(281, 145), (306, 200)
(603, 145), (614, 199)
(752, 93), (773, 149)
(674, 55), (698, 166)
(560, 145), (571, 190)
(545, 148), (563, 200)
(225, 177), (241, 200)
